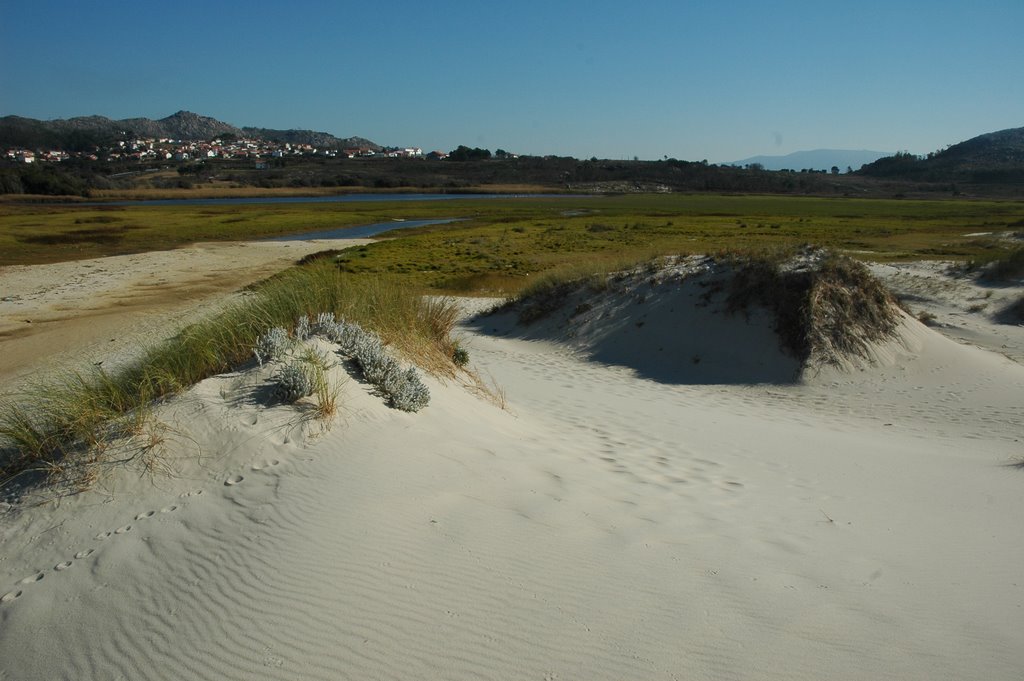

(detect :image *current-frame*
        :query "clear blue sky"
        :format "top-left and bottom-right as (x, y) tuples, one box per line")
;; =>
(2, 0), (1021, 162)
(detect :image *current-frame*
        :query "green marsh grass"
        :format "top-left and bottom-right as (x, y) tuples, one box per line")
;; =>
(5, 194), (1023, 268)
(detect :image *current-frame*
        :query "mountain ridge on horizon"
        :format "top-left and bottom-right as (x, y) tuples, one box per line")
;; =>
(0, 110), (380, 152)
(728, 148), (892, 172)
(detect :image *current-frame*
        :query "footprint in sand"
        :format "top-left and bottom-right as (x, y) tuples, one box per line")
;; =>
(224, 475), (244, 486)
(135, 510), (156, 520)
(19, 573), (44, 585)
(114, 524), (132, 535)
(95, 531), (112, 540)
(1, 590), (22, 604)
(54, 561), (73, 571)
(179, 489), (203, 498)
(251, 460), (280, 471)
(74, 548), (95, 559)
(160, 505), (178, 514)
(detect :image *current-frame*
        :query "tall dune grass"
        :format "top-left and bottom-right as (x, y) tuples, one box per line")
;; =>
(0, 261), (459, 492)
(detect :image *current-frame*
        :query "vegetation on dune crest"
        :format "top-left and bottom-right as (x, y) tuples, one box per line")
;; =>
(724, 248), (901, 368)
(0, 262), (460, 495)
(498, 246), (903, 371)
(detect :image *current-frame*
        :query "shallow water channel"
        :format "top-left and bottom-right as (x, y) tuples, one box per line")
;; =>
(267, 218), (460, 240)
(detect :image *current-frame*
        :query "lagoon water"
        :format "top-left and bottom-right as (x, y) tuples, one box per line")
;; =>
(104, 192), (574, 207)
(268, 218), (460, 240)
(100, 192), (584, 240)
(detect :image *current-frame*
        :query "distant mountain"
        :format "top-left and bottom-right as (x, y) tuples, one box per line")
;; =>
(0, 111), (379, 151)
(729, 149), (891, 172)
(859, 127), (1024, 182)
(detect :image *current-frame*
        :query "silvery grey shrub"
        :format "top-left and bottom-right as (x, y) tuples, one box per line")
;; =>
(254, 326), (291, 366)
(313, 312), (336, 336)
(386, 366), (430, 412)
(334, 318), (430, 412)
(295, 315), (312, 342)
(272, 361), (314, 403)
(255, 314), (430, 412)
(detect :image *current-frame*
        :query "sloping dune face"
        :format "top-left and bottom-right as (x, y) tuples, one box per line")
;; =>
(2, 255), (1024, 681)
(476, 251), (904, 384)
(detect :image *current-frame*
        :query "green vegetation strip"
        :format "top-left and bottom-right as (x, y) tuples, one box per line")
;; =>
(3, 194), (1023, 269)
(328, 194), (1024, 295)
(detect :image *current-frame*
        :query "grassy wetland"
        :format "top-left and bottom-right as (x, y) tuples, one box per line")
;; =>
(3, 193), (1023, 277)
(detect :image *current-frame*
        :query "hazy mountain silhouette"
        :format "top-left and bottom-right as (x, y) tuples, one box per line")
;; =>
(729, 149), (891, 172)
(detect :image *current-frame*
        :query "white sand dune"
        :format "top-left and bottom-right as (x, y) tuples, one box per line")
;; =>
(2, 256), (1023, 680)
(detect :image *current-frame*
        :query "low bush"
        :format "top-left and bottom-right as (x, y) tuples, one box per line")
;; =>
(272, 361), (315, 403)
(301, 313), (431, 412)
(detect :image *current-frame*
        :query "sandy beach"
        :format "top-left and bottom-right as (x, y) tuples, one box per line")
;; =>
(1, 244), (1022, 680)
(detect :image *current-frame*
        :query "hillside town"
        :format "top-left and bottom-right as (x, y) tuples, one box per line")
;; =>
(3, 137), (428, 164)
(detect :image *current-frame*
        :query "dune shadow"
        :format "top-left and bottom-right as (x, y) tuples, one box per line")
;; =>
(465, 287), (803, 386)
(995, 295), (1024, 325)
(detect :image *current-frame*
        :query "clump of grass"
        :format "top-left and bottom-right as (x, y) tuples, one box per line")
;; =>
(452, 343), (470, 367)
(725, 247), (901, 368)
(0, 260), (460, 495)
(515, 278), (593, 324)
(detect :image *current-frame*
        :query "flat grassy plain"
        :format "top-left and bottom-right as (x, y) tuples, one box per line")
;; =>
(328, 194), (1024, 294)
(2, 194), (1022, 294)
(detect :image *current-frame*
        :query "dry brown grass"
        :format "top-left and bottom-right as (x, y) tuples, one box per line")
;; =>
(726, 247), (901, 368)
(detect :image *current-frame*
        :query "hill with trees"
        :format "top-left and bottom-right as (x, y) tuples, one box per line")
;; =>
(0, 111), (376, 151)
(858, 127), (1024, 184)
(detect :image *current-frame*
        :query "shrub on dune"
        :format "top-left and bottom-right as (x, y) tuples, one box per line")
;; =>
(726, 248), (901, 368)
(1, 262), (457, 493)
(290, 314), (431, 412)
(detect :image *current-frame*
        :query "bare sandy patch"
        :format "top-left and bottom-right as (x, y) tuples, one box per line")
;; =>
(0, 239), (369, 387)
